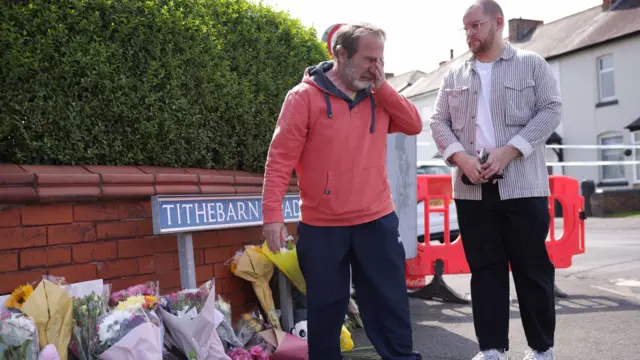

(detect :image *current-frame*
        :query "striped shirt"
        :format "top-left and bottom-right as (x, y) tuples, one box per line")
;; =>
(429, 42), (562, 200)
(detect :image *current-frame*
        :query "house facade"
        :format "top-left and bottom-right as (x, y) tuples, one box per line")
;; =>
(395, 0), (640, 195)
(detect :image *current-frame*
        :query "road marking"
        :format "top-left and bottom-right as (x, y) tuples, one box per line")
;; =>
(591, 285), (640, 303)
(614, 279), (640, 287)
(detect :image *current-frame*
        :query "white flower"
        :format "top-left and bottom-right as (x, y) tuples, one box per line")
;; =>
(98, 310), (132, 344)
(0, 314), (36, 347)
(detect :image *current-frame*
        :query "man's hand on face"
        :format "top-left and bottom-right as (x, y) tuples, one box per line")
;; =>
(373, 58), (386, 89)
(263, 222), (288, 253)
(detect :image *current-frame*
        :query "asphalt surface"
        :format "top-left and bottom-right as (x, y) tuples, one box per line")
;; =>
(348, 217), (640, 360)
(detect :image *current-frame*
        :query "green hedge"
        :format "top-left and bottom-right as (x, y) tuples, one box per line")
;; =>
(0, 0), (328, 172)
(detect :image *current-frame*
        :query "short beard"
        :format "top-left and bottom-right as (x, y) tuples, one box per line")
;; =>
(470, 26), (496, 55)
(342, 59), (371, 91)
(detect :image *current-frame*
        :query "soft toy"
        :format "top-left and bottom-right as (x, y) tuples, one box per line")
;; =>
(39, 344), (61, 360)
(290, 320), (308, 340)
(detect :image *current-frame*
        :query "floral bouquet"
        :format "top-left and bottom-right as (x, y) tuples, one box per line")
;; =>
(108, 281), (164, 358)
(69, 284), (111, 360)
(108, 281), (159, 307)
(0, 311), (39, 360)
(95, 305), (163, 360)
(21, 277), (73, 360)
(215, 295), (243, 351)
(235, 311), (266, 348)
(158, 279), (230, 360)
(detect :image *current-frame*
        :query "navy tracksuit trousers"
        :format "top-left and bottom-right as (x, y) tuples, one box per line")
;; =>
(296, 211), (421, 360)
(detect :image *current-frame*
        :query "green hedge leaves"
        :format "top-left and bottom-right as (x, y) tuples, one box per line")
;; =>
(0, 0), (328, 172)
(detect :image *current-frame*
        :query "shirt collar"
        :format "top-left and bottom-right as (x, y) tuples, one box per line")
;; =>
(466, 41), (515, 65)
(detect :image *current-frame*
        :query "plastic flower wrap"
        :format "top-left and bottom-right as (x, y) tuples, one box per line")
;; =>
(69, 285), (110, 360)
(0, 311), (39, 360)
(21, 277), (73, 360)
(235, 311), (266, 347)
(158, 279), (230, 360)
(108, 281), (159, 307)
(4, 283), (34, 311)
(215, 295), (243, 351)
(95, 305), (163, 359)
(229, 246), (281, 329)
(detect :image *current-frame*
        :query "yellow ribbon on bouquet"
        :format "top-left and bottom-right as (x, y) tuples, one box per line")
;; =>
(260, 239), (354, 352)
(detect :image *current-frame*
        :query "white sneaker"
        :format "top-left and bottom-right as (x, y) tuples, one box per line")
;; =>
(523, 347), (555, 360)
(472, 349), (509, 360)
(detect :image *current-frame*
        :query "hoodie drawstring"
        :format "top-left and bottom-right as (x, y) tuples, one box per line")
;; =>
(369, 94), (375, 133)
(324, 93), (333, 119)
(323, 92), (375, 134)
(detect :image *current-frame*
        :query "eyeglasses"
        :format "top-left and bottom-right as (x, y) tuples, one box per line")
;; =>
(461, 20), (489, 34)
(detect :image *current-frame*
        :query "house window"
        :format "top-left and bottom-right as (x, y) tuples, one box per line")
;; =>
(633, 132), (640, 183)
(598, 133), (625, 181)
(598, 55), (616, 102)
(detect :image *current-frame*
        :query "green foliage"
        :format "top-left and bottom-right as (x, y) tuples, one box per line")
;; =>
(0, 0), (328, 172)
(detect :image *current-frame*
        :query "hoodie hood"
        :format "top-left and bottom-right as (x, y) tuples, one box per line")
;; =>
(302, 61), (377, 133)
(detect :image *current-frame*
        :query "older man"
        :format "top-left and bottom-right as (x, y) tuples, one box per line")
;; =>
(262, 23), (423, 360)
(429, 1), (562, 360)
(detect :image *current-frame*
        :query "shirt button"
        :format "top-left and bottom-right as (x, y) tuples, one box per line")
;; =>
(324, 190), (331, 195)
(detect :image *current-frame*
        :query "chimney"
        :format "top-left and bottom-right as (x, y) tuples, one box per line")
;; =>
(508, 18), (543, 43)
(602, 0), (614, 10)
(450, 49), (454, 60)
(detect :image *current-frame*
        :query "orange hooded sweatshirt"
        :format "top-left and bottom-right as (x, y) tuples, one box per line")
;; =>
(262, 61), (422, 226)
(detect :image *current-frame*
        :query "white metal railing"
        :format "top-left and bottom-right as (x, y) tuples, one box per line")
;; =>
(417, 144), (640, 167)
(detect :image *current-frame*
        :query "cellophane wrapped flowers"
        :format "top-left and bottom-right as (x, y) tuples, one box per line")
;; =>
(70, 288), (109, 360)
(215, 295), (243, 351)
(0, 311), (39, 360)
(159, 284), (210, 318)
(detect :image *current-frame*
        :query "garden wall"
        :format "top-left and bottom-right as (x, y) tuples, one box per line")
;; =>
(0, 164), (298, 320)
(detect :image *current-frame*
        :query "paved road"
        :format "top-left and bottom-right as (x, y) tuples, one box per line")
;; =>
(349, 217), (640, 360)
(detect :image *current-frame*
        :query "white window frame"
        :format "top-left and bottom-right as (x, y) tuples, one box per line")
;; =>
(597, 54), (616, 102)
(633, 131), (640, 183)
(598, 132), (626, 182)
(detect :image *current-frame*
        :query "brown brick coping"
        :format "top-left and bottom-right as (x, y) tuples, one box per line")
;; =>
(0, 164), (298, 203)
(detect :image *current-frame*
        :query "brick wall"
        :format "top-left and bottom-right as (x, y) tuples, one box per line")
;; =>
(590, 188), (640, 216)
(0, 164), (298, 320)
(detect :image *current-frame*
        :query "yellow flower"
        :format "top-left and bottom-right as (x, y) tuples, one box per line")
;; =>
(5, 283), (34, 310)
(340, 325), (354, 352)
(115, 295), (146, 310)
(144, 295), (158, 309)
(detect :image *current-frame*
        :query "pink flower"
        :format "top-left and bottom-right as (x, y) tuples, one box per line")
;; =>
(227, 347), (252, 360)
(249, 345), (269, 360)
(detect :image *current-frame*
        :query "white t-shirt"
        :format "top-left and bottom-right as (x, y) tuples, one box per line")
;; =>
(475, 59), (497, 151)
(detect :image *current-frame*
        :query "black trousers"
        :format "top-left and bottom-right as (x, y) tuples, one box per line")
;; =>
(297, 212), (421, 360)
(455, 183), (555, 352)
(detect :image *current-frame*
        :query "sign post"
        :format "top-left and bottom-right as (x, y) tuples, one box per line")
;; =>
(387, 133), (419, 260)
(151, 193), (301, 331)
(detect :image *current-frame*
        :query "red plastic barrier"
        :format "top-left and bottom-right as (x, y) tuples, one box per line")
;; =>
(405, 175), (586, 289)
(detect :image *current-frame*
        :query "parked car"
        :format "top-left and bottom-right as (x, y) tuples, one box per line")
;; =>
(417, 164), (451, 175)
